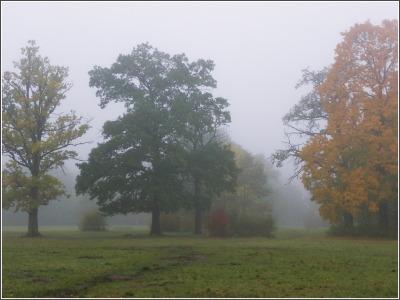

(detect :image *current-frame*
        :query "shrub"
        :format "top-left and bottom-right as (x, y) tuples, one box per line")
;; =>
(160, 210), (195, 233)
(160, 213), (181, 232)
(208, 208), (229, 237)
(178, 211), (196, 233)
(229, 213), (274, 237)
(79, 210), (107, 231)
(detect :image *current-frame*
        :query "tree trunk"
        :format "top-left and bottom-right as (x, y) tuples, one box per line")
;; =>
(378, 202), (389, 232)
(27, 207), (40, 237)
(194, 204), (202, 235)
(343, 213), (353, 228)
(28, 155), (41, 237)
(193, 176), (203, 235)
(343, 212), (354, 229)
(150, 204), (161, 236)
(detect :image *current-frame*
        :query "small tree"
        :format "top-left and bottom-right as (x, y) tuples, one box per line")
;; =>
(172, 82), (238, 235)
(214, 143), (274, 237)
(2, 41), (89, 236)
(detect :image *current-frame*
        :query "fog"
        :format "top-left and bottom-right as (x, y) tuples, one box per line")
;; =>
(1, 2), (397, 227)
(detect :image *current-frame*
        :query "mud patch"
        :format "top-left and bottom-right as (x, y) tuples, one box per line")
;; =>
(41, 247), (205, 297)
(31, 277), (51, 283)
(169, 254), (203, 262)
(107, 274), (134, 281)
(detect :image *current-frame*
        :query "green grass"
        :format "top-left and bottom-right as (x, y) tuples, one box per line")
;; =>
(2, 227), (398, 298)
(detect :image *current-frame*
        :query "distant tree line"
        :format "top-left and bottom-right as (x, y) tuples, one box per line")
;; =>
(160, 142), (275, 237)
(3, 20), (397, 238)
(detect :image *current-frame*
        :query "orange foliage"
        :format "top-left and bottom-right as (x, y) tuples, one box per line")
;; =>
(300, 20), (398, 223)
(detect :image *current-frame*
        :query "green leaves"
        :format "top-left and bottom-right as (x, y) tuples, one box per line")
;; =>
(2, 162), (66, 211)
(2, 41), (89, 213)
(79, 43), (237, 220)
(77, 96), (189, 215)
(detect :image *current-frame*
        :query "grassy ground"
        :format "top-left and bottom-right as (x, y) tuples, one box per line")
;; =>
(2, 226), (398, 298)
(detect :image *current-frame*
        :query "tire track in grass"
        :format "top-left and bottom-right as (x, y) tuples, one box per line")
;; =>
(36, 246), (205, 297)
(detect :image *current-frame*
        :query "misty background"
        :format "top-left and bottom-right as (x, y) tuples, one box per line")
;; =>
(1, 2), (397, 228)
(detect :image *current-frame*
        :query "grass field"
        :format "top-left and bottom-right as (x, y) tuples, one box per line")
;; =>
(2, 226), (398, 298)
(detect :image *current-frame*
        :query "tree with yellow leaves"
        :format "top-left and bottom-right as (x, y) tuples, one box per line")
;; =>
(300, 20), (398, 234)
(2, 41), (89, 236)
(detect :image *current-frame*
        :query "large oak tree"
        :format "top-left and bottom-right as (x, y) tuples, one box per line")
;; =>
(76, 43), (237, 235)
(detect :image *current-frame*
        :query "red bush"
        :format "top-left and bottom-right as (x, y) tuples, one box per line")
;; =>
(208, 208), (229, 237)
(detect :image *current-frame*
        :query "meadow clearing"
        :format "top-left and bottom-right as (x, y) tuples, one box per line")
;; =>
(2, 227), (398, 298)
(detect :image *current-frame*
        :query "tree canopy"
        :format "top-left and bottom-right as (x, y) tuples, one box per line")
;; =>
(76, 43), (237, 235)
(274, 20), (398, 236)
(301, 20), (398, 231)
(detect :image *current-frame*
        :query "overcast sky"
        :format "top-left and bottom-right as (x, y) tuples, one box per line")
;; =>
(1, 1), (398, 182)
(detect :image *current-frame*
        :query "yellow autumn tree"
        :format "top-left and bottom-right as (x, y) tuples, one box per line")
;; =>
(300, 20), (398, 232)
